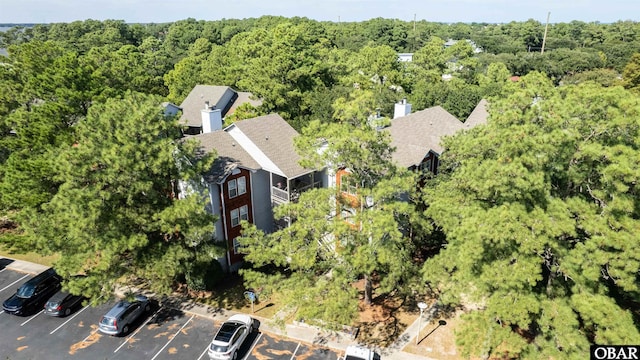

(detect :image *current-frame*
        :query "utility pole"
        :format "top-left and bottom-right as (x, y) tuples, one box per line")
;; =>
(413, 13), (417, 51)
(413, 13), (416, 33)
(541, 12), (550, 54)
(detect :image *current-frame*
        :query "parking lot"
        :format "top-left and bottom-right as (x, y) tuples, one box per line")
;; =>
(0, 265), (342, 360)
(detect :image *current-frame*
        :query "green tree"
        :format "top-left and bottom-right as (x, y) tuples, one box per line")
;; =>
(622, 52), (640, 93)
(240, 119), (422, 329)
(26, 92), (218, 301)
(0, 41), (92, 213)
(164, 38), (213, 104)
(198, 22), (334, 128)
(422, 72), (640, 359)
(478, 61), (511, 98)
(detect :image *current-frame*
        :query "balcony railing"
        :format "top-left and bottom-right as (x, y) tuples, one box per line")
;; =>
(271, 181), (322, 204)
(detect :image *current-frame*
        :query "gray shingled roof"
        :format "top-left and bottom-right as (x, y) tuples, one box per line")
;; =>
(387, 106), (464, 168)
(178, 85), (262, 129)
(227, 91), (263, 114)
(179, 85), (235, 128)
(464, 99), (489, 129)
(189, 131), (260, 183)
(232, 114), (311, 178)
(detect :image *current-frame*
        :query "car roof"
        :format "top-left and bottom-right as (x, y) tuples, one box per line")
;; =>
(24, 268), (57, 286)
(214, 322), (242, 343)
(345, 345), (374, 359)
(104, 300), (131, 317)
(48, 290), (71, 302)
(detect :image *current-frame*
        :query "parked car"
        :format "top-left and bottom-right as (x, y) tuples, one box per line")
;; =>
(98, 295), (151, 336)
(208, 314), (256, 360)
(2, 268), (62, 316)
(44, 288), (85, 317)
(342, 345), (375, 360)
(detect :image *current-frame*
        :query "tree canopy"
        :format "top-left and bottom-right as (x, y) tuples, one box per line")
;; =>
(19, 92), (219, 301)
(239, 120), (423, 326)
(422, 72), (640, 358)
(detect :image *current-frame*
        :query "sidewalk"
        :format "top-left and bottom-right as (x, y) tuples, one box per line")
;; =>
(2, 256), (439, 360)
(2, 257), (51, 274)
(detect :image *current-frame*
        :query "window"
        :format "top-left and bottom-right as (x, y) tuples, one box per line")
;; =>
(339, 175), (357, 195)
(231, 209), (239, 227)
(233, 237), (242, 254)
(341, 206), (356, 225)
(228, 177), (246, 198)
(419, 158), (432, 173)
(237, 176), (246, 195)
(230, 205), (249, 227)
(240, 205), (248, 221)
(228, 179), (237, 198)
(231, 328), (246, 345)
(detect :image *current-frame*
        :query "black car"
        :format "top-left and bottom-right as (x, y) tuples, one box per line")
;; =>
(3, 268), (62, 316)
(44, 289), (85, 317)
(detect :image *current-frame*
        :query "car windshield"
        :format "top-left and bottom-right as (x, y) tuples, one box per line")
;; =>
(210, 344), (229, 353)
(16, 284), (35, 298)
(100, 317), (115, 326)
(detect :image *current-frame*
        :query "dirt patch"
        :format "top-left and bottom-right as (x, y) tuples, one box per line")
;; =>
(352, 279), (418, 348)
(403, 309), (463, 360)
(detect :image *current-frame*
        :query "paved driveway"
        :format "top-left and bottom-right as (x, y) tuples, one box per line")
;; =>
(0, 266), (342, 360)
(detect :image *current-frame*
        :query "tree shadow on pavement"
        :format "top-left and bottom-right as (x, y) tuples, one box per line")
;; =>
(0, 258), (14, 270)
(173, 273), (249, 313)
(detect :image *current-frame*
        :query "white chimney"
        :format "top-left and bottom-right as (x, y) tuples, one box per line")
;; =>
(201, 102), (222, 133)
(394, 99), (412, 119)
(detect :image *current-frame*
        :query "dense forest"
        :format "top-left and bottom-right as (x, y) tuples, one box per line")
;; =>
(2, 16), (640, 359)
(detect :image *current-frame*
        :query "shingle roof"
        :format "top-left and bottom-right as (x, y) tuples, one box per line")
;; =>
(179, 85), (262, 129)
(179, 85), (235, 128)
(387, 106), (464, 168)
(227, 91), (263, 115)
(232, 114), (310, 178)
(464, 99), (489, 129)
(189, 131), (260, 183)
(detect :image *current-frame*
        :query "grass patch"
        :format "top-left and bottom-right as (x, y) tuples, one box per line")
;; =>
(0, 245), (58, 267)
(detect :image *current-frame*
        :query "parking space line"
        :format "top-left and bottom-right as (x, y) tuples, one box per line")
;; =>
(0, 273), (29, 293)
(197, 344), (209, 360)
(150, 314), (195, 360)
(113, 306), (164, 353)
(21, 309), (44, 326)
(50, 305), (90, 334)
(241, 332), (263, 360)
(80, 329), (98, 343)
(290, 342), (301, 360)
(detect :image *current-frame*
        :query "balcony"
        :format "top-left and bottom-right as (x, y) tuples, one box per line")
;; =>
(271, 180), (322, 204)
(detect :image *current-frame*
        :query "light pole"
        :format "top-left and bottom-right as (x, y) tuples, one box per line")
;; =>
(417, 302), (428, 345)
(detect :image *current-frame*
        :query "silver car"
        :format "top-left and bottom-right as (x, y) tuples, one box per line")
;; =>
(208, 314), (256, 360)
(98, 295), (151, 336)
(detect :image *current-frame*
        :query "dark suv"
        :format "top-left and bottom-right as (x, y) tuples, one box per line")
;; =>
(3, 268), (62, 316)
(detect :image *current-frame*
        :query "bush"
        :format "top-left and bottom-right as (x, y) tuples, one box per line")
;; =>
(185, 260), (224, 292)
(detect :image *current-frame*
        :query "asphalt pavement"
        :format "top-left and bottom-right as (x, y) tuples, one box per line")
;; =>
(2, 256), (438, 360)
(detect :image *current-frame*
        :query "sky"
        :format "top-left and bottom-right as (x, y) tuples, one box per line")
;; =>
(0, 0), (639, 24)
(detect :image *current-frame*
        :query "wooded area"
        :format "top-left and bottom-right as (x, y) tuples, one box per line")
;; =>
(2, 16), (640, 358)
